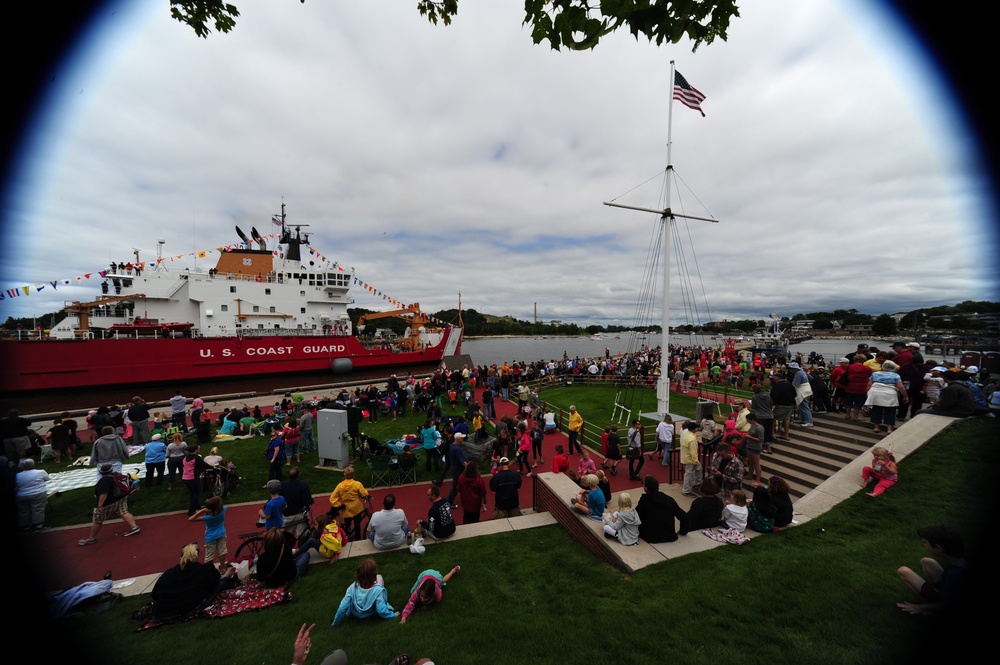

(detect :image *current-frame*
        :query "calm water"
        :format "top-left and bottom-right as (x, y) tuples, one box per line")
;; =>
(460, 334), (934, 367)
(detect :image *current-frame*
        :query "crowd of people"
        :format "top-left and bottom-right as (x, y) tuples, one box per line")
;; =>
(5, 337), (988, 653)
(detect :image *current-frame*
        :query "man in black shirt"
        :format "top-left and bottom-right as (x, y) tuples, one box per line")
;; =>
(418, 485), (455, 540)
(281, 467), (315, 540)
(489, 457), (523, 519)
(127, 396), (151, 445)
(636, 475), (688, 543)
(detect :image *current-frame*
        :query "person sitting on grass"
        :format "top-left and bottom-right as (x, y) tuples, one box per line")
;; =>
(571, 474), (605, 520)
(897, 524), (970, 615)
(332, 558), (398, 626)
(256, 526), (311, 588)
(860, 446), (898, 497)
(399, 566), (461, 624)
(151, 543), (236, 623)
(291, 624), (431, 665)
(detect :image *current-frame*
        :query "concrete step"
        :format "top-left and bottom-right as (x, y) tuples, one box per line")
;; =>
(741, 412), (884, 498)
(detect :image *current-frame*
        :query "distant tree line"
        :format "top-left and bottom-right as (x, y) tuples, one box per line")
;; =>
(5, 300), (997, 337)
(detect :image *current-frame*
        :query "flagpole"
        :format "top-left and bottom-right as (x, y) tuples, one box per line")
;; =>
(605, 62), (713, 419)
(657, 61), (677, 418)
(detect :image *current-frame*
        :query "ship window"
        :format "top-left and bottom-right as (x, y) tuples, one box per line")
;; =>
(230, 286), (236, 293)
(274, 324), (281, 329)
(300, 291), (305, 296)
(265, 288), (271, 295)
(269, 306), (276, 313)
(221, 305), (228, 311)
(258, 324), (264, 329)
(300, 308), (306, 313)
(253, 306), (259, 313)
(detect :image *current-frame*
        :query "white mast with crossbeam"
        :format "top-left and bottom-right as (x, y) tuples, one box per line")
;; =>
(604, 60), (717, 419)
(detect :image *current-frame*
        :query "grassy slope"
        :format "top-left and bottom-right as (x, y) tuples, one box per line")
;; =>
(51, 416), (996, 665)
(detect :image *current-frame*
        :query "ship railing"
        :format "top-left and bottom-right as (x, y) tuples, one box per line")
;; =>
(228, 328), (354, 338)
(12, 329), (47, 341)
(221, 272), (281, 284)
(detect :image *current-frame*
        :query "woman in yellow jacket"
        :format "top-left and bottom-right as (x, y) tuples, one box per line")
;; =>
(330, 466), (369, 540)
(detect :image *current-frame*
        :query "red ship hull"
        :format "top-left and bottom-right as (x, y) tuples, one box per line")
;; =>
(0, 328), (463, 393)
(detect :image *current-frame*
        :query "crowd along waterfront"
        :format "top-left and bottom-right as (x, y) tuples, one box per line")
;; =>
(3, 333), (952, 416)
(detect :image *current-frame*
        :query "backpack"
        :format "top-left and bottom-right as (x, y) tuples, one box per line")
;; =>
(110, 472), (137, 499)
(838, 365), (851, 387)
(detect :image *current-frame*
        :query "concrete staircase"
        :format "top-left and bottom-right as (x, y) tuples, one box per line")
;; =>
(759, 411), (882, 498)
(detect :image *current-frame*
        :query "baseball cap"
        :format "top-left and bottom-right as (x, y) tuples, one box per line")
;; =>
(499, 456), (510, 465)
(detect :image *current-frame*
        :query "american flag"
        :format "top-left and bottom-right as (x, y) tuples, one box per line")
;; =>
(673, 71), (706, 116)
(272, 214), (282, 226)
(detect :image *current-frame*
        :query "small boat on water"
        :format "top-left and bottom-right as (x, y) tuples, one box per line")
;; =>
(590, 332), (605, 340)
(1, 205), (463, 392)
(748, 313), (790, 358)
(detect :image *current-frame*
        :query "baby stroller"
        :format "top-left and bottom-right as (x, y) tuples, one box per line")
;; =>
(259, 414), (286, 436)
(353, 433), (386, 460)
(413, 393), (432, 413)
(203, 463), (241, 498)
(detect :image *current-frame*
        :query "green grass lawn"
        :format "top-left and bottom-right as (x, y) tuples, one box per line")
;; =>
(48, 416), (996, 665)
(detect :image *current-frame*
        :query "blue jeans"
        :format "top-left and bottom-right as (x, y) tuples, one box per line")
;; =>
(300, 429), (314, 453)
(293, 548), (312, 579)
(798, 400), (813, 424)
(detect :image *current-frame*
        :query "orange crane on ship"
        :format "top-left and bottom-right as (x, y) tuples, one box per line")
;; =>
(356, 302), (435, 351)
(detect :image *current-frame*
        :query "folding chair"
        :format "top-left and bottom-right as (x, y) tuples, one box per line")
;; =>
(366, 453), (394, 488)
(394, 452), (419, 485)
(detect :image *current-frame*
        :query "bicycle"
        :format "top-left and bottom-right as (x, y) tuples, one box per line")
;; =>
(329, 496), (373, 543)
(233, 505), (315, 561)
(233, 526), (266, 561)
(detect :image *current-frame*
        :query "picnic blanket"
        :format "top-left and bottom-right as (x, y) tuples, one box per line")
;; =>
(135, 580), (291, 631)
(702, 527), (750, 545)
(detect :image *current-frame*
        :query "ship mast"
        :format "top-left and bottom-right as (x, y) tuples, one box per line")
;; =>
(604, 61), (718, 419)
(276, 201), (309, 263)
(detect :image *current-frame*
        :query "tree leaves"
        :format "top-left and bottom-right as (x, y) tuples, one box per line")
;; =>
(169, 0), (741, 52)
(169, 0), (241, 39)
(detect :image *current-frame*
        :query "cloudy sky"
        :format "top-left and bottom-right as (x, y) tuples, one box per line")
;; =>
(1, 1), (997, 328)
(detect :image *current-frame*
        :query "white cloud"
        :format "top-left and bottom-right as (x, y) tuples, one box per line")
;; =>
(1, 0), (996, 326)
